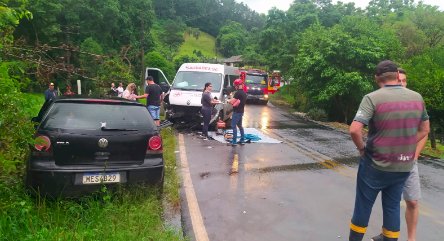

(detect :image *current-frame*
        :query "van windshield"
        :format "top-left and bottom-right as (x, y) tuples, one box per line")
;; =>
(172, 72), (223, 91)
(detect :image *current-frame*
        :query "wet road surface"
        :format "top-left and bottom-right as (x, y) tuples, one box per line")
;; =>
(177, 102), (444, 241)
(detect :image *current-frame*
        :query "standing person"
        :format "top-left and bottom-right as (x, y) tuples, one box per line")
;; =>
(122, 83), (137, 101)
(44, 82), (58, 102)
(117, 82), (124, 97)
(109, 82), (118, 96)
(371, 68), (428, 241)
(348, 60), (430, 241)
(229, 78), (247, 146)
(138, 76), (162, 126)
(200, 82), (220, 140)
(64, 85), (75, 96)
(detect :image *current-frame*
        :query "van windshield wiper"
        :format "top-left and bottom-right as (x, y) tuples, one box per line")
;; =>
(101, 127), (138, 131)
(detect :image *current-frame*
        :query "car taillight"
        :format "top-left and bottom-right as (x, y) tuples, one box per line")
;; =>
(34, 135), (51, 152)
(147, 136), (162, 152)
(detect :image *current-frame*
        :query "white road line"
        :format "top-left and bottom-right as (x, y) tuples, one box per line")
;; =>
(178, 134), (210, 241)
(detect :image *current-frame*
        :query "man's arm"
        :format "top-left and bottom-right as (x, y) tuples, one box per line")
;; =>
(417, 120), (430, 143)
(350, 121), (366, 156)
(414, 135), (428, 160)
(414, 120), (430, 160)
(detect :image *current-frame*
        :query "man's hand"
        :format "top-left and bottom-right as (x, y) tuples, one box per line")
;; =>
(350, 121), (365, 156)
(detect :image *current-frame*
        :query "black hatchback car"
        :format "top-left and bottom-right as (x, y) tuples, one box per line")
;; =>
(26, 97), (164, 197)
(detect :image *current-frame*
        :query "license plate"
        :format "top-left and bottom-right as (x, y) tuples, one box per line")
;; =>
(82, 173), (120, 184)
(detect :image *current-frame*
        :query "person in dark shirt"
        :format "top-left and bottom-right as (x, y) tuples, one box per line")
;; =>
(229, 79), (247, 146)
(139, 76), (163, 126)
(200, 82), (220, 140)
(44, 82), (58, 102)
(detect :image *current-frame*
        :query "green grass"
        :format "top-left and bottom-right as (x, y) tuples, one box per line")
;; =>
(421, 140), (444, 159)
(161, 127), (180, 208)
(0, 182), (182, 241)
(0, 93), (183, 241)
(20, 93), (45, 118)
(177, 31), (223, 59)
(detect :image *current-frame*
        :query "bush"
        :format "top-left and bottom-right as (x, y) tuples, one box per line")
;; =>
(0, 62), (39, 176)
(307, 108), (328, 121)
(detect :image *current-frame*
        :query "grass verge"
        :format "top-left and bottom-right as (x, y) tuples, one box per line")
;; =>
(161, 127), (181, 208)
(421, 140), (444, 159)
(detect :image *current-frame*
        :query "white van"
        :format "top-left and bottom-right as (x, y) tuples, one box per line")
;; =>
(164, 63), (239, 124)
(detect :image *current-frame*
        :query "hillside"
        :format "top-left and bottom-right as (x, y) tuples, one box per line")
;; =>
(177, 31), (224, 60)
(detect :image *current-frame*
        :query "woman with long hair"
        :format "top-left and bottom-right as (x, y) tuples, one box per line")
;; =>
(200, 82), (220, 139)
(122, 83), (137, 101)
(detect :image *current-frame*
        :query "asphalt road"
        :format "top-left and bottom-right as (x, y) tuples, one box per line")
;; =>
(177, 102), (444, 241)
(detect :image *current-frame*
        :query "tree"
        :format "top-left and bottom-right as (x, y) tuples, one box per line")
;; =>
(292, 16), (403, 122)
(0, 1), (35, 175)
(409, 5), (444, 48)
(145, 51), (175, 80)
(405, 47), (444, 148)
(159, 19), (185, 56)
(216, 21), (246, 57)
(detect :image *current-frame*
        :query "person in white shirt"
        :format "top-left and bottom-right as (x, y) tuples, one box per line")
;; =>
(117, 82), (124, 97)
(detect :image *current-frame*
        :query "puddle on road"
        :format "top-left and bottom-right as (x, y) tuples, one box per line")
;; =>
(266, 121), (330, 130)
(253, 162), (327, 173)
(252, 157), (359, 174)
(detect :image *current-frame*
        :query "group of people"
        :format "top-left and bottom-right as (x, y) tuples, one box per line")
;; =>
(200, 78), (247, 146)
(44, 82), (76, 102)
(200, 60), (429, 241)
(112, 77), (163, 126)
(109, 82), (125, 97)
(45, 77), (163, 126)
(349, 60), (430, 241)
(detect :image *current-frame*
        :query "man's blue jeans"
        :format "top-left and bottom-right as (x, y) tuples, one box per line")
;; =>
(349, 157), (410, 241)
(231, 112), (244, 144)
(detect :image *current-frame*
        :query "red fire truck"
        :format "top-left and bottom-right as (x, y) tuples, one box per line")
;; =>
(239, 69), (281, 105)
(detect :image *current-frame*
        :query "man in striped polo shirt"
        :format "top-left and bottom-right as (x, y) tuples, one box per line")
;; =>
(348, 60), (430, 241)
(371, 68), (428, 241)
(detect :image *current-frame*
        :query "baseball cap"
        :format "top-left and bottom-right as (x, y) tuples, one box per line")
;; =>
(375, 60), (398, 76)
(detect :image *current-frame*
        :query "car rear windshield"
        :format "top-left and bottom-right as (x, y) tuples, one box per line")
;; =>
(41, 102), (156, 131)
(246, 75), (267, 85)
(172, 71), (223, 91)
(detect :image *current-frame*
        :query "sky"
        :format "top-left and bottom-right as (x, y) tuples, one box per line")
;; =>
(236, 0), (444, 14)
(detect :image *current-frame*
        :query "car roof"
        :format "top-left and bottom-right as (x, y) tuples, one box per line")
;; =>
(52, 96), (145, 106)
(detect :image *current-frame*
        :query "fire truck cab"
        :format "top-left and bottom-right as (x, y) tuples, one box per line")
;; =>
(240, 69), (282, 105)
